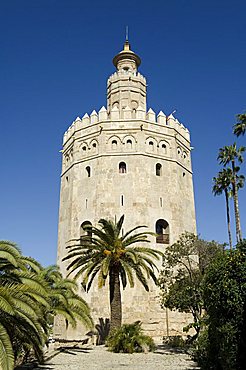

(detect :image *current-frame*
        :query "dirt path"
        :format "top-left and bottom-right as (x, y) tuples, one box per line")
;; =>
(33, 345), (199, 370)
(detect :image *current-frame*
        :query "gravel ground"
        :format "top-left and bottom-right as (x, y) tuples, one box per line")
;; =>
(32, 345), (199, 370)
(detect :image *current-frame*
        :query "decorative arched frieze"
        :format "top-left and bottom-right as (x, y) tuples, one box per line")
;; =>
(106, 135), (123, 151)
(80, 142), (89, 156)
(158, 140), (170, 156)
(89, 139), (99, 155)
(146, 137), (157, 153)
(122, 134), (137, 151)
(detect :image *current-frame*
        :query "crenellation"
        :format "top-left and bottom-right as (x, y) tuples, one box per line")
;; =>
(98, 106), (108, 121)
(157, 111), (166, 124)
(74, 116), (82, 131)
(136, 105), (146, 119)
(82, 113), (90, 125)
(90, 110), (98, 124)
(146, 108), (156, 122)
(110, 105), (120, 120)
(123, 106), (132, 120)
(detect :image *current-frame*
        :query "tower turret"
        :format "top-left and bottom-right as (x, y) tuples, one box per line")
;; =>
(107, 40), (146, 116)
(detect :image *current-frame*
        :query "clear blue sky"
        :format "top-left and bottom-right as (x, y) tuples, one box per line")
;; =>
(1, 0), (245, 266)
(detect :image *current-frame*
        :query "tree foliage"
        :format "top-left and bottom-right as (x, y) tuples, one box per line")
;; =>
(217, 143), (245, 242)
(195, 241), (246, 370)
(233, 113), (246, 137)
(158, 233), (223, 340)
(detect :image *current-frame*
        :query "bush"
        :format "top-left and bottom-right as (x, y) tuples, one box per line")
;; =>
(106, 321), (155, 353)
(163, 335), (187, 349)
(192, 329), (213, 369)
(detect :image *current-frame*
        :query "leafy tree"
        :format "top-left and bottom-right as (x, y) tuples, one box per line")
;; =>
(218, 143), (245, 242)
(158, 233), (223, 341)
(213, 168), (233, 250)
(233, 113), (246, 137)
(198, 241), (246, 370)
(63, 215), (162, 332)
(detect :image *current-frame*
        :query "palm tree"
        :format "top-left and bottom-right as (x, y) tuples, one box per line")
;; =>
(218, 144), (245, 242)
(0, 241), (49, 370)
(63, 215), (162, 332)
(41, 265), (93, 330)
(0, 241), (93, 370)
(212, 169), (233, 250)
(233, 113), (246, 137)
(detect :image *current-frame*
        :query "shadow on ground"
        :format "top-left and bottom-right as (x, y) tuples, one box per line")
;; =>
(154, 345), (200, 369)
(55, 346), (94, 355)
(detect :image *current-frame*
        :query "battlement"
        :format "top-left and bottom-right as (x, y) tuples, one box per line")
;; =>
(63, 107), (190, 145)
(107, 71), (146, 85)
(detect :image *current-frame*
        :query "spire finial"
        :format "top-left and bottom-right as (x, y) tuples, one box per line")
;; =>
(125, 26), (128, 41)
(124, 26), (130, 51)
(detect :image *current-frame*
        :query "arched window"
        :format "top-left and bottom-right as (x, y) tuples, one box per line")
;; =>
(156, 163), (162, 176)
(149, 141), (154, 151)
(126, 139), (132, 149)
(161, 143), (167, 154)
(155, 219), (169, 244)
(86, 166), (91, 177)
(112, 140), (117, 150)
(80, 221), (92, 243)
(119, 162), (127, 174)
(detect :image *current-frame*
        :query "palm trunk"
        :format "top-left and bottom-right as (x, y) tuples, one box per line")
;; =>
(224, 188), (233, 251)
(109, 265), (122, 333)
(232, 161), (242, 242)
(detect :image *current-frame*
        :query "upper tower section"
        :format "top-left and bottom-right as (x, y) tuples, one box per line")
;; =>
(107, 40), (147, 117)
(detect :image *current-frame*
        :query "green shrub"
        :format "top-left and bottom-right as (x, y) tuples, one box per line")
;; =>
(163, 335), (187, 349)
(106, 321), (155, 353)
(192, 329), (213, 369)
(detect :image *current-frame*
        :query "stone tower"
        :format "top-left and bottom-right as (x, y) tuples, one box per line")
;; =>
(56, 40), (196, 342)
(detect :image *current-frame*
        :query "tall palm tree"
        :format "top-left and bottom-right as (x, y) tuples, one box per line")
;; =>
(233, 113), (246, 137)
(212, 168), (233, 250)
(218, 144), (245, 242)
(63, 215), (162, 332)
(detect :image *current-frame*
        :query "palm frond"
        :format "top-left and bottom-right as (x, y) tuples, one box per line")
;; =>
(0, 322), (14, 370)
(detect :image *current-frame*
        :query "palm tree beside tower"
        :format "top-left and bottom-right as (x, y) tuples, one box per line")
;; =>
(213, 169), (233, 250)
(63, 215), (162, 333)
(217, 143), (245, 242)
(233, 113), (246, 137)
